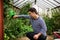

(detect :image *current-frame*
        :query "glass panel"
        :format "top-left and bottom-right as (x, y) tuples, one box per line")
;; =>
(43, 0), (55, 7)
(13, 0), (18, 3)
(18, 1), (29, 8)
(36, 2), (47, 9)
(30, 0), (35, 3)
(37, 0), (48, 9)
(13, 0), (59, 9)
(43, 0), (54, 8)
(45, 0), (56, 7)
(16, 0), (28, 7)
(37, 4), (46, 9)
(37, 0), (53, 9)
(48, 0), (59, 6)
(55, 0), (60, 3)
(54, 0), (60, 4)
(13, 0), (24, 6)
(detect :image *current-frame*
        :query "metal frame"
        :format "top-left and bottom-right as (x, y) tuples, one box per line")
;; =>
(13, 0), (19, 4)
(45, 0), (56, 7)
(16, 0), (28, 7)
(54, 0), (60, 4)
(15, 0), (25, 6)
(38, 0), (49, 8)
(52, 6), (60, 10)
(36, 0), (47, 9)
(13, 0), (25, 6)
(47, 0), (57, 6)
(38, 5), (46, 10)
(39, 0), (51, 9)
(43, 0), (54, 7)
(35, 0), (37, 4)
(18, 1), (29, 8)
(31, 1), (46, 9)
(8, 2), (21, 10)
(13, 0), (60, 10)
(43, 0), (53, 8)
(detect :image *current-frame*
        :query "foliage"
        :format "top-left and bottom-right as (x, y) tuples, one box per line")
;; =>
(44, 17), (54, 35)
(19, 3), (30, 15)
(4, 0), (33, 40)
(44, 8), (60, 35)
(52, 8), (60, 30)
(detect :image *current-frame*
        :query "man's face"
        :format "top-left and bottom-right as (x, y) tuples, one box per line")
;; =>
(28, 11), (36, 18)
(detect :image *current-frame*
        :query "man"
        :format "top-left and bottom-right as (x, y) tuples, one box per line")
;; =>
(13, 8), (47, 40)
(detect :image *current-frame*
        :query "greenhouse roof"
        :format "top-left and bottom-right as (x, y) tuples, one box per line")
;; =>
(13, 0), (60, 9)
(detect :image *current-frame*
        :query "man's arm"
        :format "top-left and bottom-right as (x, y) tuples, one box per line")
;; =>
(13, 15), (30, 19)
(38, 17), (47, 35)
(39, 17), (47, 32)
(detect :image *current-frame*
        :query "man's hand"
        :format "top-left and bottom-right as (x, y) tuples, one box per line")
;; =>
(33, 33), (41, 40)
(13, 15), (18, 18)
(33, 34), (39, 40)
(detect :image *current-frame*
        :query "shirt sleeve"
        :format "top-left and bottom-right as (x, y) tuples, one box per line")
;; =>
(17, 15), (30, 19)
(39, 17), (47, 33)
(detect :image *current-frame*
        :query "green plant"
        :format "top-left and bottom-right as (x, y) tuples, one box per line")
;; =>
(4, 0), (33, 40)
(44, 8), (60, 35)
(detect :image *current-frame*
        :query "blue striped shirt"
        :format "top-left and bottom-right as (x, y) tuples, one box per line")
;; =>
(17, 15), (47, 36)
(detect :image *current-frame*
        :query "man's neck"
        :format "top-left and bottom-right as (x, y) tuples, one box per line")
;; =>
(34, 15), (39, 20)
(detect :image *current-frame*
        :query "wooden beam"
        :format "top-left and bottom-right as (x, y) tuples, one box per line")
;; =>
(0, 0), (4, 40)
(35, 0), (37, 4)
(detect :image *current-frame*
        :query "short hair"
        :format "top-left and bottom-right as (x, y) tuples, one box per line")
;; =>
(28, 8), (38, 14)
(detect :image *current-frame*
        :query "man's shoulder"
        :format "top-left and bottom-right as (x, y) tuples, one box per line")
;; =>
(39, 16), (43, 20)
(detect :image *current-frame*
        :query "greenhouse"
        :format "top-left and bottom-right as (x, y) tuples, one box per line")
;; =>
(0, 0), (60, 40)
